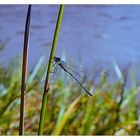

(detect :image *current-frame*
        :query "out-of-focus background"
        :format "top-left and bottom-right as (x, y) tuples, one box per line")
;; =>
(0, 5), (140, 135)
(1, 5), (140, 69)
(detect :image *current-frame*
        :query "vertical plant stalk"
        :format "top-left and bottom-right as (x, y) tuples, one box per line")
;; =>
(19, 5), (31, 135)
(38, 5), (64, 135)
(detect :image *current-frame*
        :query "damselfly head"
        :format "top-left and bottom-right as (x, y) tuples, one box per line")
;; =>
(53, 56), (61, 62)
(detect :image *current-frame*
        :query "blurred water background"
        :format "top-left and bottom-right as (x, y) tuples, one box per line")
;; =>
(0, 5), (140, 75)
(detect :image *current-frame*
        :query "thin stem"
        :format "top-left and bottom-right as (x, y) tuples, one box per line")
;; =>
(19, 5), (31, 135)
(38, 5), (64, 135)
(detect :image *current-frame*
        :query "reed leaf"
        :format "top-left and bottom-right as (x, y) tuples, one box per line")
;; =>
(38, 5), (64, 135)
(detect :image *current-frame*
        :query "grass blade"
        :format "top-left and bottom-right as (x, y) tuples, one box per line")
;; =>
(52, 95), (83, 135)
(38, 5), (64, 135)
(19, 5), (31, 135)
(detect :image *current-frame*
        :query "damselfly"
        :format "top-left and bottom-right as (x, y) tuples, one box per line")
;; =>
(53, 56), (106, 97)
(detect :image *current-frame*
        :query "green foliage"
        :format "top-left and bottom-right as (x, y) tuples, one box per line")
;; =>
(38, 5), (65, 135)
(0, 56), (140, 135)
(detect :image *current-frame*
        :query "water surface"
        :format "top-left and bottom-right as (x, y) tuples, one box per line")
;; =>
(0, 5), (140, 73)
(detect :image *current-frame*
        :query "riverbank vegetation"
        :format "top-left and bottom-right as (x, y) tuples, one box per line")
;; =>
(0, 5), (140, 135)
(0, 55), (139, 135)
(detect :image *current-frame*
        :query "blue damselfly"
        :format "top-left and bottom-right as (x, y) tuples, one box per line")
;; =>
(53, 56), (107, 97)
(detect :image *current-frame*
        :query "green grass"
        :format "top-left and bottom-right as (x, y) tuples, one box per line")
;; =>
(0, 56), (139, 135)
(38, 4), (64, 135)
(0, 4), (140, 136)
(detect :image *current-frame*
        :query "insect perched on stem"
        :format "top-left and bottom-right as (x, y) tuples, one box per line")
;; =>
(52, 56), (96, 96)
(52, 56), (109, 97)
(53, 56), (92, 96)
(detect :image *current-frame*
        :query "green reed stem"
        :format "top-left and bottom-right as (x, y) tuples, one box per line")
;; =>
(38, 5), (64, 135)
(19, 5), (31, 135)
